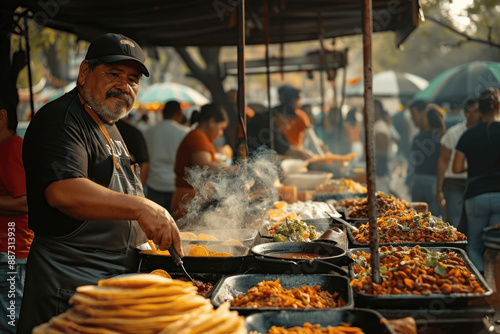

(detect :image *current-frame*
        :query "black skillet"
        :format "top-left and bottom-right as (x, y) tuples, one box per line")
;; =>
(251, 241), (349, 276)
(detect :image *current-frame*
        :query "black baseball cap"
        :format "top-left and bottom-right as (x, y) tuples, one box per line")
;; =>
(85, 33), (149, 77)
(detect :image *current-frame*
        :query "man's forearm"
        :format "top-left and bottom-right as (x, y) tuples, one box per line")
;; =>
(0, 195), (28, 215)
(44, 178), (147, 221)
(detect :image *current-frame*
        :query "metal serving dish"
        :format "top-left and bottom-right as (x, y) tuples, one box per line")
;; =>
(259, 218), (336, 239)
(245, 308), (396, 334)
(138, 245), (251, 274)
(169, 272), (222, 298)
(349, 247), (492, 308)
(211, 274), (353, 314)
(343, 210), (369, 224)
(180, 229), (258, 247)
(314, 192), (367, 202)
(346, 221), (467, 249)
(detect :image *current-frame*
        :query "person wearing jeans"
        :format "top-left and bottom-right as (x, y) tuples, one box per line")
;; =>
(436, 99), (481, 227)
(409, 104), (445, 217)
(464, 193), (500, 271)
(454, 87), (500, 273)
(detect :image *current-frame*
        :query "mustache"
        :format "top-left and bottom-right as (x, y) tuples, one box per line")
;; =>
(106, 91), (133, 106)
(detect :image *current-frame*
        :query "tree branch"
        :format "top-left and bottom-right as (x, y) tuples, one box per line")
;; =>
(199, 47), (220, 77)
(427, 17), (500, 49)
(174, 46), (209, 85)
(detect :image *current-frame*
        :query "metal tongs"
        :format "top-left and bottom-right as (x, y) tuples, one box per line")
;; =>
(168, 246), (197, 286)
(325, 212), (359, 232)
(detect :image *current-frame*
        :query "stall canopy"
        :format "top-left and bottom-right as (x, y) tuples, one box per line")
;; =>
(5, 0), (419, 47)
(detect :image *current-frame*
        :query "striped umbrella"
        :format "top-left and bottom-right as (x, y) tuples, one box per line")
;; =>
(345, 70), (429, 99)
(137, 82), (210, 106)
(413, 61), (500, 105)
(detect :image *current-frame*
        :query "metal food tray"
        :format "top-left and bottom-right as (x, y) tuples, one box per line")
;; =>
(314, 192), (367, 202)
(181, 229), (258, 248)
(346, 221), (467, 249)
(343, 210), (369, 224)
(349, 246), (492, 308)
(138, 245), (252, 274)
(211, 274), (353, 314)
(168, 272), (222, 298)
(259, 218), (337, 239)
(245, 308), (396, 334)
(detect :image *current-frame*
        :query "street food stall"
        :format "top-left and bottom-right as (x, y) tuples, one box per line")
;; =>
(5, 0), (498, 333)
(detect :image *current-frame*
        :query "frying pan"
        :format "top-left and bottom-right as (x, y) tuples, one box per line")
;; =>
(251, 241), (349, 276)
(138, 245), (251, 274)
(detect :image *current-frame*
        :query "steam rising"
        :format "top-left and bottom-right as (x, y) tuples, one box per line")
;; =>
(177, 148), (279, 230)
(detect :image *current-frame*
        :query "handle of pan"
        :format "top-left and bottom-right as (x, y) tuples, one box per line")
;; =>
(169, 246), (183, 266)
(254, 255), (299, 266)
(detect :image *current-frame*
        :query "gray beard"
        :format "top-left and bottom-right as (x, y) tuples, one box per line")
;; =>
(82, 84), (131, 122)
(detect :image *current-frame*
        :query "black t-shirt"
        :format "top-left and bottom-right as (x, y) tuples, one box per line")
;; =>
(456, 122), (500, 199)
(115, 120), (149, 165)
(23, 89), (131, 237)
(409, 130), (441, 176)
(247, 112), (290, 156)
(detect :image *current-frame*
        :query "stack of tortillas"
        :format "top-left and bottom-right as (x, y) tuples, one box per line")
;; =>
(32, 274), (246, 334)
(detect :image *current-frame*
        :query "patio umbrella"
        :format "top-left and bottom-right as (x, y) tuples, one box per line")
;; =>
(345, 70), (428, 99)
(413, 61), (500, 105)
(137, 82), (210, 106)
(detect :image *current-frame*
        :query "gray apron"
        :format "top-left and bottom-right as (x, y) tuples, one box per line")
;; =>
(17, 110), (146, 334)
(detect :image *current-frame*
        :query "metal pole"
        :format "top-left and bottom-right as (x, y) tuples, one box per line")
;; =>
(319, 69), (325, 119)
(263, 2), (274, 150)
(362, 0), (380, 284)
(237, 0), (248, 167)
(24, 16), (35, 120)
(317, 10), (326, 125)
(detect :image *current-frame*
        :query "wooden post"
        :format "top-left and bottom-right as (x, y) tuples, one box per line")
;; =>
(362, 0), (380, 284)
(263, 2), (274, 150)
(317, 10), (326, 122)
(24, 16), (35, 120)
(237, 0), (248, 168)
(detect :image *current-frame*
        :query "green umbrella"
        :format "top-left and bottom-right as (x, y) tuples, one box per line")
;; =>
(413, 61), (500, 106)
(137, 82), (209, 105)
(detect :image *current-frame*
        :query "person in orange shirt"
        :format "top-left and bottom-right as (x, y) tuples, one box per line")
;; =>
(0, 101), (33, 333)
(171, 103), (239, 220)
(343, 107), (364, 159)
(273, 85), (312, 149)
(271, 85), (315, 162)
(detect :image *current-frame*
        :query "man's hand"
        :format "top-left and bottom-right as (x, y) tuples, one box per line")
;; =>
(436, 191), (446, 209)
(45, 178), (183, 255)
(137, 198), (183, 256)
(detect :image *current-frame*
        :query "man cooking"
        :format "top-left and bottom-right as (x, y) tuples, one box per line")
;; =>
(17, 33), (183, 333)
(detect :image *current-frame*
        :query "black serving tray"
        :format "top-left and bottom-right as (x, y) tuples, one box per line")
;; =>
(168, 272), (222, 298)
(138, 245), (252, 274)
(349, 246), (492, 309)
(245, 308), (396, 334)
(211, 274), (353, 315)
(346, 221), (467, 250)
